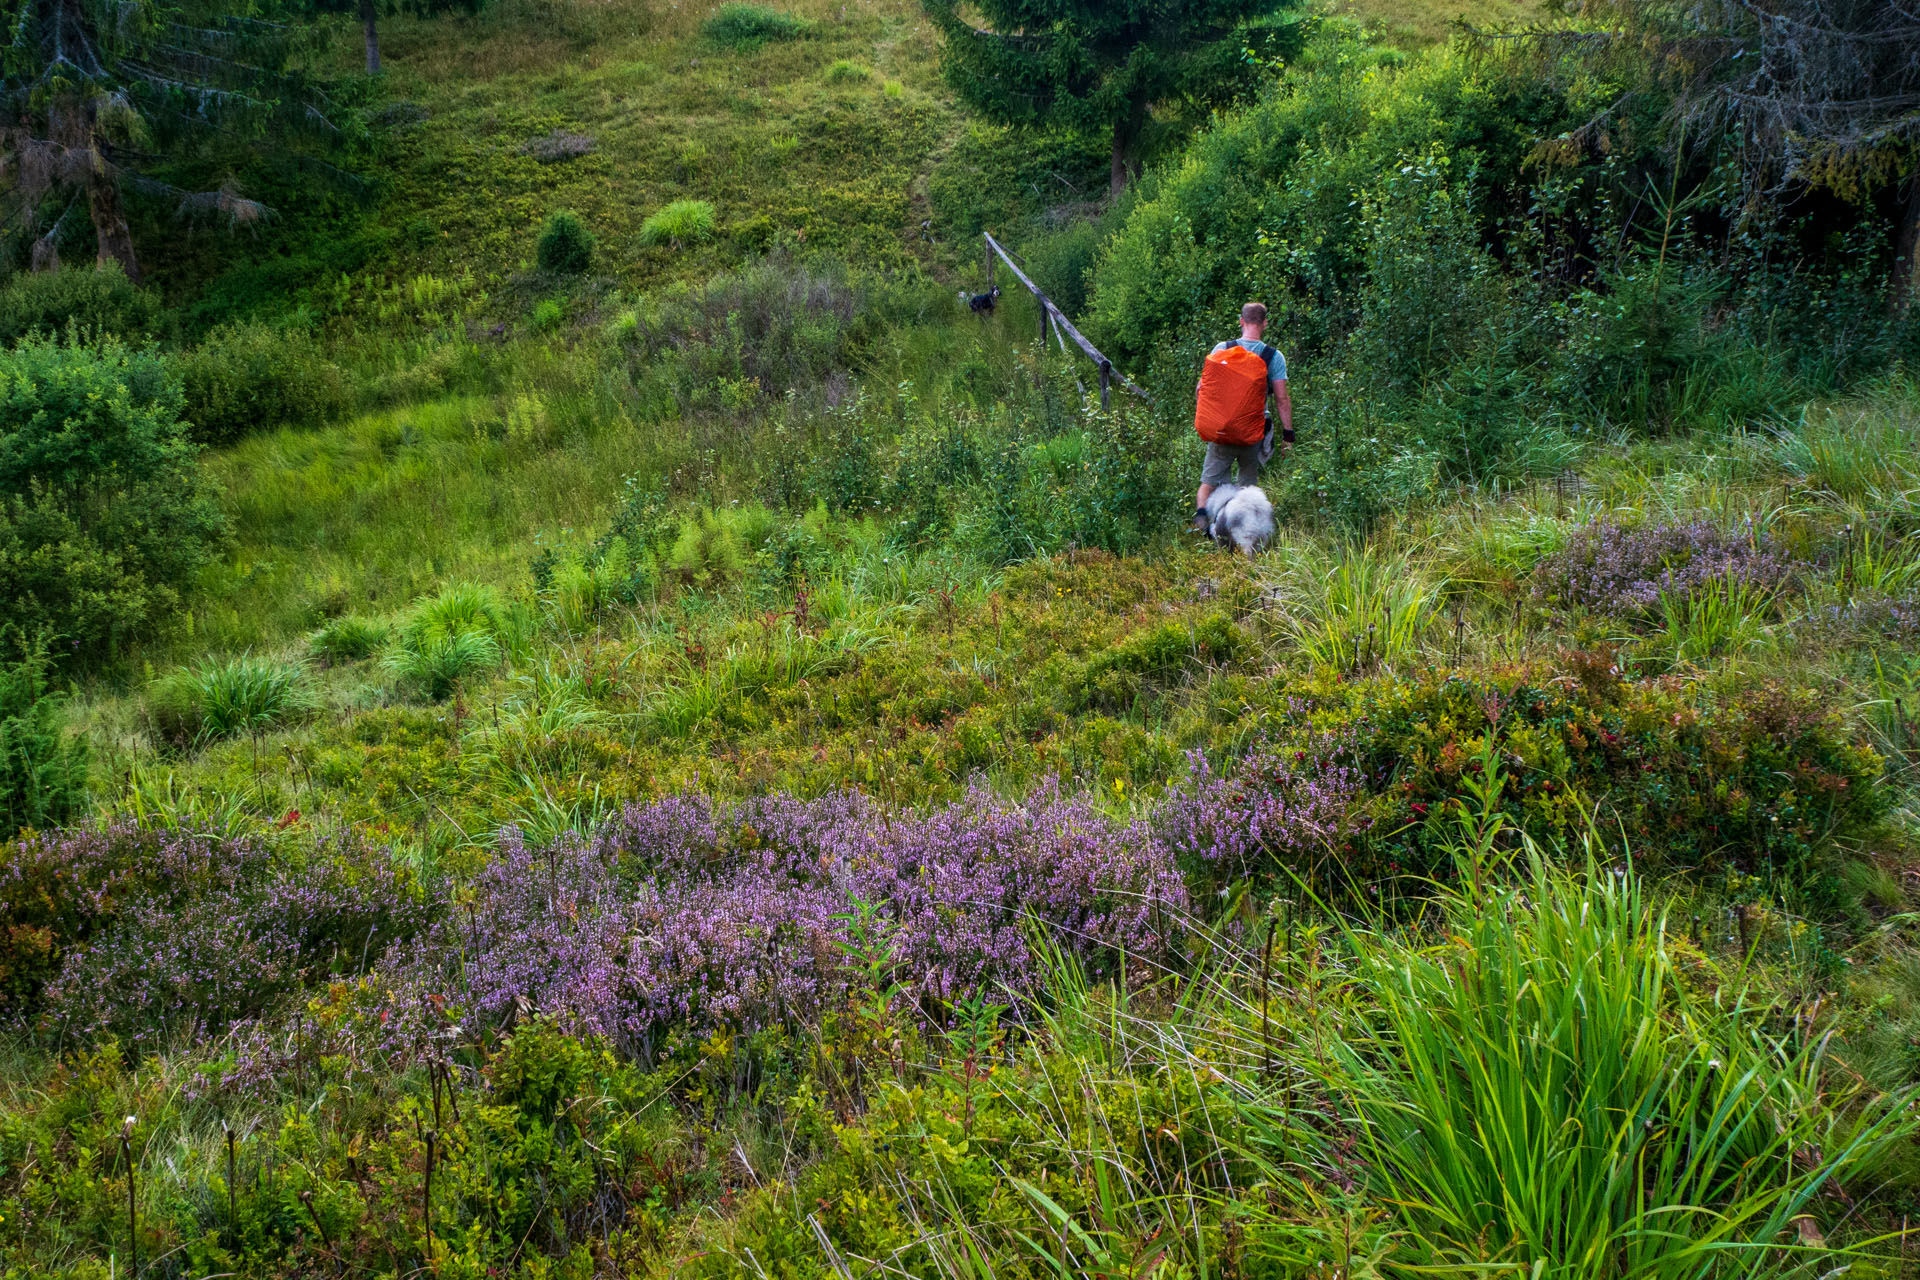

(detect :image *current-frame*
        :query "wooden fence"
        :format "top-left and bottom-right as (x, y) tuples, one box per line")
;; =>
(983, 232), (1151, 410)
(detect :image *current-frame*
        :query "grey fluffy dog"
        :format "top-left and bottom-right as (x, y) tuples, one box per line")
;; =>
(1203, 483), (1274, 555)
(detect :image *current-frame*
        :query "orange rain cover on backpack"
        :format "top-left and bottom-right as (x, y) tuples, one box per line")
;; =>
(1195, 345), (1270, 446)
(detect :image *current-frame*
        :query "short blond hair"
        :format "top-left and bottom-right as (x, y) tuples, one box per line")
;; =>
(1240, 302), (1267, 326)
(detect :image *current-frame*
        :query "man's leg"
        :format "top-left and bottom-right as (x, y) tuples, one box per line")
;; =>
(1194, 445), (1231, 531)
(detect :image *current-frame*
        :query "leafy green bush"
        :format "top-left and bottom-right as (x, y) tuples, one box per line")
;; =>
(536, 210), (595, 274)
(701, 3), (810, 49)
(531, 298), (565, 330)
(175, 320), (351, 445)
(0, 335), (226, 668)
(1352, 668), (1887, 886)
(0, 263), (161, 345)
(637, 199), (717, 248)
(150, 655), (315, 748)
(0, 646), (87, 837)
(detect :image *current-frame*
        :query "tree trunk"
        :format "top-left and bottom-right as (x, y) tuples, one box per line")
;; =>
(1108, 92), (1149, 196)
(87, 167), (141, 283)
(362, 0), (381, 74)
(1895, 169), (1920, 316)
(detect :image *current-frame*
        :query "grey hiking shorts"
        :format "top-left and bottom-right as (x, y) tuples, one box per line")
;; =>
(1200, 423), (1273, 487)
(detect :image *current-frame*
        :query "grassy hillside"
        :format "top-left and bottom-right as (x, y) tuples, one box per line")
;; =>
(8, 0), (1920, 1275)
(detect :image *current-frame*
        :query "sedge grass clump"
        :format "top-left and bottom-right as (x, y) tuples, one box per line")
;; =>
(1267, 539), (1445, 672)
(152, 654), (315, 748)
(1774, 406), (1920, 502)
(637, 199), (716, 249)
(1328, 844), (1914, 1279)
(389, 584), (509, 699)
(823, 58), (872, 84)
(309, 615), (388, 666)
(700, 3), (809, 50)
(1656, 570), (1779, 664)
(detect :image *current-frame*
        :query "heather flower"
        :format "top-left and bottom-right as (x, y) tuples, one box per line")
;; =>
(398, 787), (1188, 1058)
(25, 828), (433, 1045)
(1532, 519), (1796, 620)
(1813, 592), (1920, 643)
(1159, 738), (1363, 880)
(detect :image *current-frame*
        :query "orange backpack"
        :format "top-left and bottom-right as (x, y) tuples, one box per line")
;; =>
(1194, 343), (1271, 446)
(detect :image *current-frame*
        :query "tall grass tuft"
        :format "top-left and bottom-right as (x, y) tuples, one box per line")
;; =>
(309, 615), (389, 666)
(1774, 407), (1919, 501)
(637, 199), (717, 249)
(402, 583), (508, 650)
(1326, 845), (1912, 1280)
(153, 655), (315, 747)
(1267, 539), (1445, 671)
(386, 630), (502, 701)
(389, 583), (510, 699)
(1656, 570), (1777, 665)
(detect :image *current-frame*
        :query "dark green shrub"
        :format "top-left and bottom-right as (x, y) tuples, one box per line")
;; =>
(0, 335), (226, 668)
(1350, 669), (1887, 886)
(0, 646), (87, 837)
(536, 210), (595, 275)
(701, 3), (810, 50)
(0, 263), (161, 345)
(1023, 219), (1104, 320)
(175, 320), (351, 445)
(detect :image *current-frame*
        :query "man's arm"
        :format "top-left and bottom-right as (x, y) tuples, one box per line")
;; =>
(1272, 378), (1293, 450)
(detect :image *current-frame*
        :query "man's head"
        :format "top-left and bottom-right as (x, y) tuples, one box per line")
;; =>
(1239, 302), (1267, 338)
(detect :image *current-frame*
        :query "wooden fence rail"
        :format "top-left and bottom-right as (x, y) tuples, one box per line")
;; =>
(984, 232), (1152, 410)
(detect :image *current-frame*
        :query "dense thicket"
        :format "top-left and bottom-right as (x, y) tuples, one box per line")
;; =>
(0, 337), (226, 665)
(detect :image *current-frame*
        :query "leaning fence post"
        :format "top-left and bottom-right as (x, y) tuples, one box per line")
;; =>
(984, 235), (994, 296)
(1099, 359), (1112, 409)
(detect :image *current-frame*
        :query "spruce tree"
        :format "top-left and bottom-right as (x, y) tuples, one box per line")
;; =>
(921, 0), (1299, 195)
(0, 0), (344, 278)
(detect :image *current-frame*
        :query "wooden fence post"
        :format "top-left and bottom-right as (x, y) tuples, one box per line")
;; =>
(982, 230), (1152, 407)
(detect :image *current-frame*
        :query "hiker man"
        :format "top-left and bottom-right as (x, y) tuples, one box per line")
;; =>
(1190, 302), (1292, 533)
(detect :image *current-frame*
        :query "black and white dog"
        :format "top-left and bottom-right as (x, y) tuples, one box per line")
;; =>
(1203, 483), (1275, 555)
(960, 285), (1001, 315)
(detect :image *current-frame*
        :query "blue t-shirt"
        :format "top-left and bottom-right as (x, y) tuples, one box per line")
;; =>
(1211, 339), (1287, 383)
